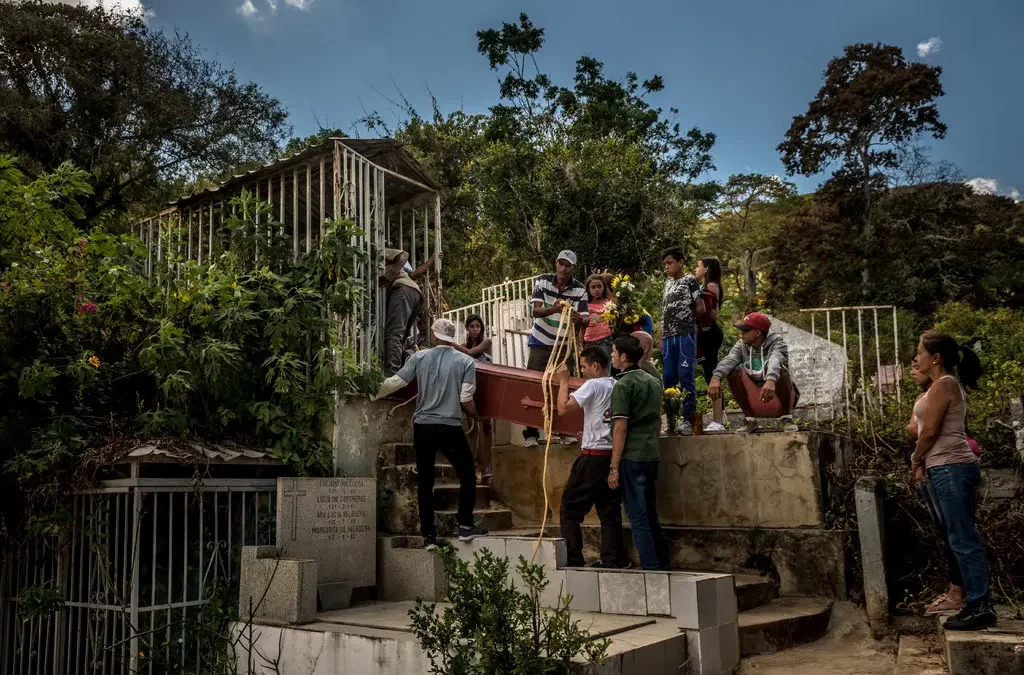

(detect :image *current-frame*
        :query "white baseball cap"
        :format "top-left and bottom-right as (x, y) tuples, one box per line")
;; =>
(556, 250), (577, 265)
(431, 318), (456, 342)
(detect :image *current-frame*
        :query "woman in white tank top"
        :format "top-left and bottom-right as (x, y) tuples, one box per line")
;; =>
(911, 331), (994, 631)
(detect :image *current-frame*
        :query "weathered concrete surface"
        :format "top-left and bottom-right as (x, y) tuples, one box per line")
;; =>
(491, 432), (844, 529)
(238, 546), (318, 626)
(738, 597), (832, 656)
(332, 396), (414, 477)
(854, 475), (888, 636)
(376, 536), (446, 602)
(939, 609), (1024, 675)
(738, 602), (897, 675)
(578, 524), (846, 599)
(895, 635), (946, 675)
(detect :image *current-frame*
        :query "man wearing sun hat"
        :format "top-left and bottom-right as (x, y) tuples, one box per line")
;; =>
(707, 312), (799, 433)
(375, 318), (487, 549)
(522, 249), (590, 447)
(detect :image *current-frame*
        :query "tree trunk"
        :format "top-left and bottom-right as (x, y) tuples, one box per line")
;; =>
(741, 250), (757, 312)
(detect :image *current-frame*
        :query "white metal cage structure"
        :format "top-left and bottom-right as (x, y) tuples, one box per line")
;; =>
(443, 275), (537, 367)
(134, 138), (443, 369)
(0, 447), (288, 675)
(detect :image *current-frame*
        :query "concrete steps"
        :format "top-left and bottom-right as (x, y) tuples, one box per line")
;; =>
(734, 573), (779, 612)
(433, 482), (491, 510)
(436, 507), (515, 536)
(737, 596), (834, 656)
(895, 635), (946, 675)
(938, 608), (1024, 675)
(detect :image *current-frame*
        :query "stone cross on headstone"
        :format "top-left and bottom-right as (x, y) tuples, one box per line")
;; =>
(281, 480), (307, 541)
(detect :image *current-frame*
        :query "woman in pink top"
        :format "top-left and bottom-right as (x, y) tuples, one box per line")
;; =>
(583, 274), (614, 356)
(911, 331), (994, 631)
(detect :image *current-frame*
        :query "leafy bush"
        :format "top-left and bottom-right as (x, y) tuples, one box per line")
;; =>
(409, 547), (610, 675)
(0, 159), (381, 516)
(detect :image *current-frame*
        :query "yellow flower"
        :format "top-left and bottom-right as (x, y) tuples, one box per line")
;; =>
(88, 355), (101, 369)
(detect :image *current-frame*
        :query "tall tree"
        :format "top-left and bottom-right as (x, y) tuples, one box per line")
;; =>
(777, 43), (946, 294)
(0, 2), (289, 218)
(704, 174), (798, 310)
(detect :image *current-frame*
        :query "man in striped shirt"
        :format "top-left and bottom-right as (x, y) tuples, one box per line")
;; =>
(523, 250), (589, 447)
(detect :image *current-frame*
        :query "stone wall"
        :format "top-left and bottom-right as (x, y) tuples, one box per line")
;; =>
(332, 396), (414, 477)
(491, 432), (843, 529)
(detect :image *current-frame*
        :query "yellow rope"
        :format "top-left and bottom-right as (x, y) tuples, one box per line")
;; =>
(533, 301), (578, 563)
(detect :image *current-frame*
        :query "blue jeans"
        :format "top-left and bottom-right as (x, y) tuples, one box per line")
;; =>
(621, 460), (670, 570)
(662, 333), (697, 420)
(926, 462), (990, 604)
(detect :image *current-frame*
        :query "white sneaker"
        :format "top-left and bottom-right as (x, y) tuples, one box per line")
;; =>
(705, 421), (726, 433)
(675, 421), (692, 436)
(523, 437), (539, 448)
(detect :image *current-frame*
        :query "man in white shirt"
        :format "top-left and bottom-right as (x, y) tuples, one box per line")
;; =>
(554, 346), (627, 568)
(376, 318), (486, 549)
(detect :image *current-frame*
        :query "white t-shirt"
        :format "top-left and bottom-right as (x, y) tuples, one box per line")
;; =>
(570, 376), (615, 450)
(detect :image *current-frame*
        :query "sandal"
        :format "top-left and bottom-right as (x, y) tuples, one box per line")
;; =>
(924, 593), (965, 615)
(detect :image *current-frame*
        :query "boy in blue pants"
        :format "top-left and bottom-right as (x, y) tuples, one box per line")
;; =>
(660, 247), (704, 435)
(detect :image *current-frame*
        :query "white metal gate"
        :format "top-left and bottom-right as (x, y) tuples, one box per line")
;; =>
(1, 476), (278, 675)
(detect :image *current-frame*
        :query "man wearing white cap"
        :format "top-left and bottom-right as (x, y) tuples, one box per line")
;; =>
(375, 318), (487, 549)
(523, 250), (590, 447)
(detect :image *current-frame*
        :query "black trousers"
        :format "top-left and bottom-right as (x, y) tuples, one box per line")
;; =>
(559, 454), (626, 567)
(414, 423), (477, 538)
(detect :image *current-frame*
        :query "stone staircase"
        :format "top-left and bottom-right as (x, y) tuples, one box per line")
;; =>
(377, 442), (515, 536)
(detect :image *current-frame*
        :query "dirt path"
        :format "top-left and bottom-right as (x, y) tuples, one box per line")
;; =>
(740, 602), (898, 675)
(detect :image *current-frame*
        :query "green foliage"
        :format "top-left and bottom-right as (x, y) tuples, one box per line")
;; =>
(409, 547), (610, 675)
(18, 580), (63, 622)
(0, 1), (288, 218)
(0, 162), (380, 513)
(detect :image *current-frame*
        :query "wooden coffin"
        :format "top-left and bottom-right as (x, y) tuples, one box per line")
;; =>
(393, 360), (585, 436)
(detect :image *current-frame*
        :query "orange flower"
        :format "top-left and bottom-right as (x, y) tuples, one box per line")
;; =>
(88, 355), (101, 369)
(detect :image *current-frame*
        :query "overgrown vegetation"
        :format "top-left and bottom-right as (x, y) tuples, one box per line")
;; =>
(822, 304), (1024, 614)
(410, 547), (611, 674)
(0, 160), (380, 528)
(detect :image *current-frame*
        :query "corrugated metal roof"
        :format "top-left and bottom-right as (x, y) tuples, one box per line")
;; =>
(164, 137), (441, 209)
(125, 440), (277, 464)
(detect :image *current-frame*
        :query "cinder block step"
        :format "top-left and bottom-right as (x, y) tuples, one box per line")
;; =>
(733, 574), (778, 612)
(738, 596), (833, 656)
(895, 635), (946, 675)
(939, 609), (1024, 675)
(436, 508), (514, 536)
(433, 483), (491, 510)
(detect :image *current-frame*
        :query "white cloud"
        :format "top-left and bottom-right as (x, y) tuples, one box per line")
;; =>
(284, 0), (313, 9)
(917, 37), (943, 59)
(43, 0), (153, 21)
(237, 0), (258, 17)
(1011, 189), (1021, 203)
(266, 0), (277, 9)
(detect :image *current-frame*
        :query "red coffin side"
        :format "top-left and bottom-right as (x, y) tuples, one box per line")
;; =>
(391, 360), (585, 437)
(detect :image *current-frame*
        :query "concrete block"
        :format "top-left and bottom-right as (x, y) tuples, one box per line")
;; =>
(718, 621), (740, 673)
(377, 538), (446, 602)
(505, 537), (566, 572)
(624, 641), (666, 674)
(238, 546), (317, 626)
(474, 536), (508, 561)
(599, 572), (648, 616)
(566, 569), (602, 613)
(855, 475), (888, 634)
(685, 626), (722, 675)
(541, 570), (568, 609)
(941, 614), (1024, 675)
(714, 576), (738, 625)
(645, 573), (671, 616)
(670, 575), (718, 630)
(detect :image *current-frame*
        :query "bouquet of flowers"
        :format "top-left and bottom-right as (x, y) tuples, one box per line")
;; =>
(600, 274), (648, 335)
(662, 386), (683, 421)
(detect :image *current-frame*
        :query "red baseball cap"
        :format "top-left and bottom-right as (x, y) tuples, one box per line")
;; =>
(735, 312), (771, 333)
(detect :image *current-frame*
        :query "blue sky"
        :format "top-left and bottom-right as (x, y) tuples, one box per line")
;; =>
(125, 0), (1023, 197)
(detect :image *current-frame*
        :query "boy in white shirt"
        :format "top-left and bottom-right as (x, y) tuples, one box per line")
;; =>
(555, 346), (628, 568)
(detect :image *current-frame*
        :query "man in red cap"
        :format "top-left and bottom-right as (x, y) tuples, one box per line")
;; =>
(707, 312), (798, 432)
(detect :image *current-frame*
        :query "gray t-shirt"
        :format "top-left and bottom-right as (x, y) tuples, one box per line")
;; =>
(395, 346), (477, 426)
